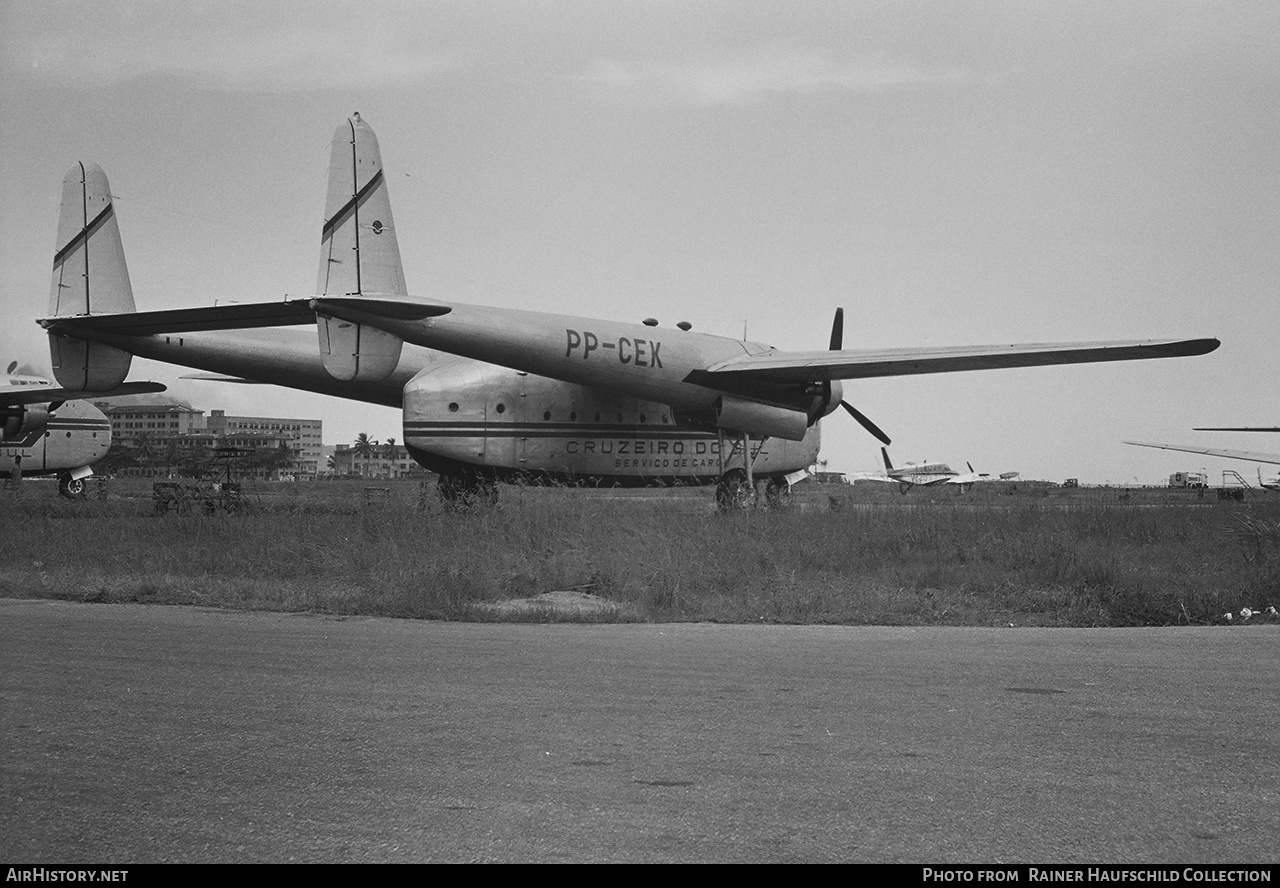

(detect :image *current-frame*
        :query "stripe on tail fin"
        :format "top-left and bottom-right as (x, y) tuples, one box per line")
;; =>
(47, 163), (134, 391)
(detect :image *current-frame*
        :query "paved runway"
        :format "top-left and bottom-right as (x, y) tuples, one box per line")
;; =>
(1, 598), (1277, 863)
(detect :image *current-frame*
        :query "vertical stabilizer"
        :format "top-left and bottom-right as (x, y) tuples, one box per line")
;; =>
(47, 163), (134, 390)
(317, 112), (408, 297)
(881, 447), (894, 472)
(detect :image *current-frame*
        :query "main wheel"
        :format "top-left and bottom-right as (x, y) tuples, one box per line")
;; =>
(765, 478), (793, 510)
(58, 474), (86, 499)
(438, 470), (499, 509)
(715, 469), (753, 513)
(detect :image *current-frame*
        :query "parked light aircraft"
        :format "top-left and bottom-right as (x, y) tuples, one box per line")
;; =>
(2, 361), (163, 496)
(848, 448), (1016, 493)
(1125, 434), (1280, 491)
(36, 115), (1219, 508)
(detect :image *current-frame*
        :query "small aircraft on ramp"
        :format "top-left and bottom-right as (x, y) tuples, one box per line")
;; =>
(2, 361), (164, 496)
(849, 448), (1017, 493)
(36, 115), (1219, 509)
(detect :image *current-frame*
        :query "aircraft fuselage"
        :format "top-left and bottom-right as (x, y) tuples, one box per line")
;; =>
(0, 397), (111, 480)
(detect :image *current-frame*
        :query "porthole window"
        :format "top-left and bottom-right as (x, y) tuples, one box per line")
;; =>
(543, 411), (551, 421)
(496, 403), (506, 414)
(448, 402), (459, 412)
(570, 412), (577, 421)
(639, 413), (647, 423)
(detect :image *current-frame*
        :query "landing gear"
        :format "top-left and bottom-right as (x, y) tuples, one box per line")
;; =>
(715, 469), (753, 513)
(58, 473), (86, 499)
(765, 477), (793, 510)
(438, 470), (499, 509)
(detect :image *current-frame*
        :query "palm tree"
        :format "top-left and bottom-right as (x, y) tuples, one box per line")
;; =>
(353, 433), (375, 458)
(381, 437), (398, 459)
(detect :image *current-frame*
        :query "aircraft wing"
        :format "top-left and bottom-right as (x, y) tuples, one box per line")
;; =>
(694, 338), (1219, 384)
(1124, 441), (1280, 466)
(1193, 427), (1280, 432)
(4, 380), (166, 406)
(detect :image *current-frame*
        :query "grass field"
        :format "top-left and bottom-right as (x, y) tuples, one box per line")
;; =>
(2, 476), (1277, 626)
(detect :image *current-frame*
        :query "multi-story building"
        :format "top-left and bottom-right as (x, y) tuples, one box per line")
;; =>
(96, 402), (206, 439)
(330, 443), (422, 479)
(205, 410), (324, 477)
(94, 400), (324, 479)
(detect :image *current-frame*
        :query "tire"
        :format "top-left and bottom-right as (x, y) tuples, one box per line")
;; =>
(438, 471), (499, 509)
(765, 478), (793, 510)
(58, 474), (86, 499)
(715, 469), (753, 513)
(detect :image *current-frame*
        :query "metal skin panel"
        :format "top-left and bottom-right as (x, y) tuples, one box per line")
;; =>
(316, 315), (404, 383)
(47, 163), (134, 391)
(316, 300), (819, 419)
(713, 395), (810, 441)
(0, 399), (111, 478)
(49, 327), (420, 409)
(317, 114), (408, 298)
(401, 354), (821, 485)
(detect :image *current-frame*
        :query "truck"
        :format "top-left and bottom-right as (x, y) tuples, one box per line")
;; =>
(1168, 471), (1207, 489)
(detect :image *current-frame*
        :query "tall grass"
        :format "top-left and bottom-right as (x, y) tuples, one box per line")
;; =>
(2, 479), (1276, 626)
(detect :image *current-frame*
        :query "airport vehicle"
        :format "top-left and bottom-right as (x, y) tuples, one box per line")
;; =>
(37, 115), (1219, 508)
(1168, 470), (1208, 489)
(2, 362), (163, 496)
(1127, 438), (1280, 491)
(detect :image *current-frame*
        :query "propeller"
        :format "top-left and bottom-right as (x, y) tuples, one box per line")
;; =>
(826, 307), (892, 446)
(840, 400), (892, 446)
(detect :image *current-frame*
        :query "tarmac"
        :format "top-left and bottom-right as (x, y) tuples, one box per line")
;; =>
(2, 598), (1277, 863)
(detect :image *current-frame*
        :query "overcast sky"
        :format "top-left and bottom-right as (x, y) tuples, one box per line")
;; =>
(2, 1), (1276, 482)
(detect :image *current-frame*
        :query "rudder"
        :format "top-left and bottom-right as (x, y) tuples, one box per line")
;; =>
(47, 162), (134, 391)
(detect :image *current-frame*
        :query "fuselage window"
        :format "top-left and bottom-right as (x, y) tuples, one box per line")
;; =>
(448, 402), (459, 412)
(543, 411), (551, 421)
(495, 403), (506, 414)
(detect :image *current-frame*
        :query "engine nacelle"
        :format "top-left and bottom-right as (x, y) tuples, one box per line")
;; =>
(317, 314), (403, 382)
(1, 403), (49, 442)
(713, 395), (809, 441)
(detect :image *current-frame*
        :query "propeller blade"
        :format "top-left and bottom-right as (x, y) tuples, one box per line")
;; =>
(840, 400), (891, 446)
(829, 308), (844, 352)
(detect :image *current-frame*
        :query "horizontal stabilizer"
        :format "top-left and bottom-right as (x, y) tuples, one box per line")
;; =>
(692, 338), (1220, 385)
(311, 296), (452, 321)
(4, 380), (166, 407)
(40, 296), (451, 336)
(1124, 441), (1280, 467)
(42, 301), (317, 334)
